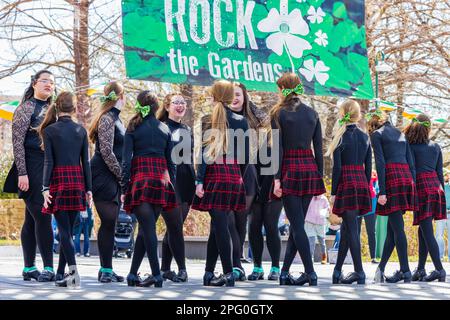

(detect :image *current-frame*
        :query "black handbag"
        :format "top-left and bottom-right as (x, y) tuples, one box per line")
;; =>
(3, 162), (18, 193)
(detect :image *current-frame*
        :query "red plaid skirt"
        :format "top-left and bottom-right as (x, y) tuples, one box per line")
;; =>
(413, 171), (446, 225)
(332, 165), (372, 217)
(42, 165), (86, 214)
(123, 156), (177, 213)
(376, 163), (418, 216)
(191, 161), (246, 212)
(274, 149), (325, 198)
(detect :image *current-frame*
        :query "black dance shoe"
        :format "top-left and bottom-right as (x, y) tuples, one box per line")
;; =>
(176, 270), (188, 282)
(55, 273), (67, 281)
(38, 270), (55, 282)
(140, 274), (163, 288)
(112, 271), (124, 282)
(332, 269), (343, 284)
(22, 269), (41, 281)
(203, 271), (216, 286)
(340, 271), (366, 285)
(411, 268), (427, 282)
(162, 270), (180, 282)
(209, 274), (226, 287)
(279, 272), (297, 286)
(423, 269), (446, 282)
(224, 272), (235, 287)
(268, 270), (280, 281)
(126, 273), (143, 287)
(385, 270), (412, 283)
(99, 272), (113, 283)
(233, 268), (246, 281)
(247, 271), (264, 281)
(296, 271), (318, 286)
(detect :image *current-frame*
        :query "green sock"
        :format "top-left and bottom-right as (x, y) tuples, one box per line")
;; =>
(23, 266), (37, 272)
(270, 266), (280, 273)
(252, 266), (263, 273)
(44, 267), (54, 272)
(101, 268), (113, 274)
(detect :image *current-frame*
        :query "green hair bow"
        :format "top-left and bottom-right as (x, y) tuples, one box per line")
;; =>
(338, 112), (351, 126)
(135, 101), (151, 117)
(412, 117), (431, 128)
(99, 91), (118, 103)
(282, 83), (304, 97)
(365, 109), (383, 121)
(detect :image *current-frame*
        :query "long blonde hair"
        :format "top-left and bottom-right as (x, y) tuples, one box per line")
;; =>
(203, 80), (235, 161)
(325, 99), (361, 158)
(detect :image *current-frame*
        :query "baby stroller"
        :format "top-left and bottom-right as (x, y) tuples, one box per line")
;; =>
(113, 208), (136, 258)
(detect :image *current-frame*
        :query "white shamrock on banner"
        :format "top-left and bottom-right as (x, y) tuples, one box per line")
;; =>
(314, 30), (328, 47)
(299, 59), (330, 85)
(307, 6), (325, 24)
(257, 7), (311, 72)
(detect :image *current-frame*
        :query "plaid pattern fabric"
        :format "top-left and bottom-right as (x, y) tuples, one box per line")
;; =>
(191, 160), (246, 212)
(376, 163), (418, 216)
(413, 171), (447, 225)
(42, 165), (86, 214)
(333, 165), (372, 217)
(277, 149), (325, 197)
(123, 156), (177, 213)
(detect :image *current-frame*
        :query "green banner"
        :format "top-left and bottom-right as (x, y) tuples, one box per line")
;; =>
(122, 0), (374, 99)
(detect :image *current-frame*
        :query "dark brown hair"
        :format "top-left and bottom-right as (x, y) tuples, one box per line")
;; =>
(233, 82), (261, 130)
(269, 72), (302, 128)
(403, 113), (431, 144)
(89, 81), (124, 143)
(127, 90), (160, 132)
(156, 92), (184, 122)
(22, 70), (54, 104)
(38, 92), (76, 150)
(367, 110), (388, 135)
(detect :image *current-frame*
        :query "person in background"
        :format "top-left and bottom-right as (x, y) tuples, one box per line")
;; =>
(74, 207), (93, 257)
(357, 170), (379, 264)
(51, 216), (59, 254)
(305, 194), (330, 265)
(435, 172), (450, 261)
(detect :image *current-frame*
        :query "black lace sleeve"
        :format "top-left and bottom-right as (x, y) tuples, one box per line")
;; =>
(98, 114), (121, 180)
(12, 100), (34, 176)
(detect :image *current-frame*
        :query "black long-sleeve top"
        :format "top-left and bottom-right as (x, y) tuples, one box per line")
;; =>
(331, 124), (372, 195)
(42, 116), (92, 192)
(370, 121), (415, 195)
(196, 107), (249, 184)
(121, 114), (176, 194)
(271, 98), (323, 179)
(165, 118), (195, 178)
(410, 142), (444, 188)
(12, 98), (49, 176)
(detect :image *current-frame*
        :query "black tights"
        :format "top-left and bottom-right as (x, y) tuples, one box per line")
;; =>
(54, 211), (78, 274)
(417, 217), (443, 271)
(357, 214), (376, 260)
(129, 203), (161, 276)
(95, 201), (119, 269)
(335, 210), (364, 273)
(249, 200), (283, 268)
(379, 211), (410, 273)
(21, 199), (53, 269)
(205, 210), (233, 274)
(161, 202), (189, 272)
(281, 195), (314, 274)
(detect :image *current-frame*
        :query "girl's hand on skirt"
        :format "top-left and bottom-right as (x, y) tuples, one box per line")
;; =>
(43, 190), (52, 209)
(273, 179), (282, 198)
(195, 184), (204, 198)
(378, 195), (387, 205)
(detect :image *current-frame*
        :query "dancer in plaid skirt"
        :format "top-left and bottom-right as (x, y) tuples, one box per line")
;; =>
(368, 110), (417, 283)
(270, 73), (325, 286)
(405, 114), (447, 282)
(121, 91), (177, 288)
(88, 82), (126, 283)
(38, 92), (92, 288)
(326, 100), (372, 285)
(192, 80), (248, 287)
(156, 93), (195, 283)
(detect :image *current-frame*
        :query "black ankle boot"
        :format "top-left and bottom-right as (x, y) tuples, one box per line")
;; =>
(203, 271), (216, 286)
(332, 269), (343, 284)
(279, 272), (297, 286)
(296, 271), (318, 286)
(126, 273), (142, 287)
(386, 270), (412, 283)
(423, 269), (446, 282)
(22, 269), (41, 281)
(176, 270), (188, 282)
(411, 268), (427, 282)
(340, 271), (366, 285)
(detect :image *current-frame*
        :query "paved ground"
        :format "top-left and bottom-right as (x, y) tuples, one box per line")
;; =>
(1, 246), (450, 300)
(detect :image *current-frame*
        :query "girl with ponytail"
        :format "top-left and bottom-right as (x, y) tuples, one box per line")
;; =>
(5, 70), (56, 282)
(325, 100), (372, 285)
(88, 82), (126, 283)
(40, 91), (92, 288)
(192, 80), (249, 287)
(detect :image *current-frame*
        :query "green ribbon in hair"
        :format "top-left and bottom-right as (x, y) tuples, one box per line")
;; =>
(99, 91), (118, 103)
(365, 109), (383, 121)
(134, 100), (151, 117)
(338, 112), (351, 126)
(412, 117), (431, 128)
(282, 83), (304, 97)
